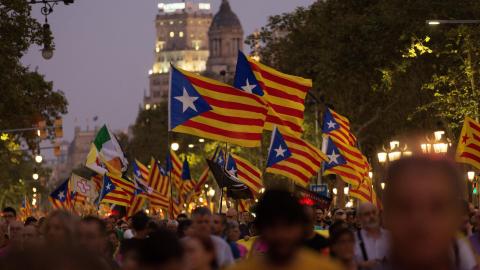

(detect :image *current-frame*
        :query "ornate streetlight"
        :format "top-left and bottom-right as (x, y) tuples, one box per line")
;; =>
(420, 130), (452, 155)
(377, 140), (412, 164)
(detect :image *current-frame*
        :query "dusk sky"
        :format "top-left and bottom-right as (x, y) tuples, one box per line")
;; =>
(22, 0), (315, 141)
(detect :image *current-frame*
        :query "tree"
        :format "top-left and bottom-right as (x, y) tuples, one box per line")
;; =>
(247, 0), (480, 157)
(0, 0), (67, 208)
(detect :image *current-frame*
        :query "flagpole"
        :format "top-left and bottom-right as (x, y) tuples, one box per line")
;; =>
(167, 131), (174, 219)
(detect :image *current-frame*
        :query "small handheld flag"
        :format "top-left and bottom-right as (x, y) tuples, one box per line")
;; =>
(456, 117), (480, 169)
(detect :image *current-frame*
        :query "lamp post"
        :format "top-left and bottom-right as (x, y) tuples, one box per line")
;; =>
(420, 130), (451, 155)
(377, 140), (412, 164)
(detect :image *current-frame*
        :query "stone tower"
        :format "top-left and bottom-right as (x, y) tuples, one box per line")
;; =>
(144, 1), (213, 108)
(206, 0), (244, 82)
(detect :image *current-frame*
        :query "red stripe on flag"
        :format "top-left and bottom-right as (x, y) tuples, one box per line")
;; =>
(183, 120), (263, 140)
(249, 62), (310, 92)
(203, 96), (267, 115)
(461, 151), (480, 164)
(269, 103), (304, 119)
(262, 86), (305, 104)
(271, 164), (310, 183)
(237, 171), (263, 189)
(202, 111), (265, 126)
(266, 115), (303, 133)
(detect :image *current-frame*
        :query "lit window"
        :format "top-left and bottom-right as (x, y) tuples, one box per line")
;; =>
(179, 20), (183, 24)
(155, 47), (160, 53)
(169, 21), (174, 25)
(179, 31), (184, 38)
(169, 32), (174, 38)
(145, 104), (151, 110)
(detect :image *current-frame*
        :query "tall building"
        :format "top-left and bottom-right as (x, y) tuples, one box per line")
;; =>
(144, 1), (213, 107)
(206, 0), (244, 81)
(144, 0), (244, 107)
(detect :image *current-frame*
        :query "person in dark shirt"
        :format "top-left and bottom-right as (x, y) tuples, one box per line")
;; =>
(303, 205), (329, 252)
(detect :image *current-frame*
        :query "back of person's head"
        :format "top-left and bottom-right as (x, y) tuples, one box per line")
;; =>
(2, 207), (16, 220)
(191, 207), (212, 218)
(255, 189), (308, 231)
(177, 219), (193, 238)
(177, 213), (188, 221)
(131, 211), (150, 232)
(81, 216), (107, 236)
(43, 210), (79, 245)
(328, 221), (355, 260)
(24, 216), (37, 226)
(182, 233), (217, 270)
(138, 229), (184, 269)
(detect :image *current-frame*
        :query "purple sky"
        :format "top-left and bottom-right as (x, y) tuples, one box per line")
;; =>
(22, 0), (315, 141)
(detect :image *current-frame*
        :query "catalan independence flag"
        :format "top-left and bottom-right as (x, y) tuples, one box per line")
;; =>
(323, 136), (363, 187)
(350, 178), (381, 208)
(266, 127), (327, 186)
(169, 65), (268, 147)
(195, 166), (210, 193)
(166, 150), (183, 189)
(226, 153), (264, 195)
(322, 108), (357, 146)
(99, 174), (131, 207)
(135, 159), (150, 180)
(49, 179), (72, 210)
(234, 51), (311, 137)
(148, 158), (169, 197)
(456, 117), (480, 169)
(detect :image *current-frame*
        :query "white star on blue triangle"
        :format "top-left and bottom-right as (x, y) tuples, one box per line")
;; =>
(233, 51), (264, 96)
(169, 66), (213, 129)
(98, 175), (116, 203)
(266, 128), (292, 167)
(323, 137), (347, 170)
(215, 150), (226, 167)
(322, 108), (340, 133)
(50, 179), (69, 203)
(226, 154), (238, 177)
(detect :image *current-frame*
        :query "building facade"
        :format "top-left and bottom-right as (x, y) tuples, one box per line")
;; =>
(144, 1), (213, 107)
(144, 0), (244, 107)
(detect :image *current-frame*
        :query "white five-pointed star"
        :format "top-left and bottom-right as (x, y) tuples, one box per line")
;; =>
(217, 156), (223, 164)
(106, 183), (112, 190)
(327, 120), (337, 129)
(228, 167), (237, 176)
(241, 78), (257, 93)
(174, 88), (199, 113)
(328, 150), (341, 164)
(58, 191), (65, 200)
(274, 145), (287, 158)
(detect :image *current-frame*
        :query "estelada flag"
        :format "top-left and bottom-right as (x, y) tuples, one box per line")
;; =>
(266, 127), (327, 186)
(169, 65), (268, 147)
(234, 51), (311, 137)
(456, 117), (480, 169)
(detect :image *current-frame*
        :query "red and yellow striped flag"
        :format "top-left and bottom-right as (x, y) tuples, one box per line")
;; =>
(266, 127), (328, 186)
(229, 153), (263, 195)
(169, 66), (268, 147)
(148, 158), (170, 196)
(234, 52), (311, 137)
(456, 117), (480, 169)
(349, 178), (381, 209)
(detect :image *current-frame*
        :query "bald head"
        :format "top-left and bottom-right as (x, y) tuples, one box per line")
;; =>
(357, 202), (379, 230)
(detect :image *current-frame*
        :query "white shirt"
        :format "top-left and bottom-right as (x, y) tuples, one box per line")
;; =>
(211, 235), (235, 268)
(354, 228), (390, 262)
(455, 237), (477, 270)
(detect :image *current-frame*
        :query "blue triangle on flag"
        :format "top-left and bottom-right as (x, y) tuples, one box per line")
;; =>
(233, 51), (264, 96)
(322, 108), (340, 133)
(266, 128), (292, 168)
(50, 178), (70, 203)
(169, 66), (212, 129)
(323, 137), (348, 170)
(181, 159), (191, 181)
(98, 175), (116, 203)
(215, 149), (226, 167)
(226, 154), (238, 177)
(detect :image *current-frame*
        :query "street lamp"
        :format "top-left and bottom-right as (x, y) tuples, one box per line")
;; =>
(188, 144), (194, 148)
(32, 173), (39, 180)
(207, 188), (215, 198)
(343, 186), (349, 195)
(332, 188), (338, 195)
(35, 154), (43, 163)
(468, 171), (476, 182)
(198, 138), (205, 143)
(421, 130), (451, 154)
(171, 142), (180, 151)
(378, 140), (411, 163)
(381, 182), (386, 190)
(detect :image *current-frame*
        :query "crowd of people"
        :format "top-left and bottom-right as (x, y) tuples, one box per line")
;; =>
(1, 156), (480, 269)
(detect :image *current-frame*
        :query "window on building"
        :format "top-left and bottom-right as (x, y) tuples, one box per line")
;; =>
(169, 32), (175, 38)
(179, 31), (184, 38)
(153, 90), (161, 98)
(169, 20), (174, 25)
